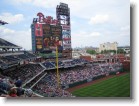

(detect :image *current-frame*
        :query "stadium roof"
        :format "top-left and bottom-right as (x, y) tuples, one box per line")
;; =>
(0, 38), (22, 49)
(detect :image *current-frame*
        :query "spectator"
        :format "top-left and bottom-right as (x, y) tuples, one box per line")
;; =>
(8, 87), (17, 97)
(24, 89), (33, 97)
(15, 77), (22, 88)
(16, 87), (25, 97)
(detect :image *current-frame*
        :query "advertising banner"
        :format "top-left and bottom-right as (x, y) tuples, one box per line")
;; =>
(36, 37), (43, 50)
(63, 38), (71, 40)
(35, 24), (43, 36)
(63, 45), (71, 49)
(62, 25), (70, 30)
(62, 30), (70, 35)
(63, 41), (71, 45)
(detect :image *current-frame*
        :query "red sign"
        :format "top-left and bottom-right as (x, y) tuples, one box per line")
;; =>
(63, 38), (71, 40)
(37, 12), (59, 25)
(35, 24), (43, 36)
(62, 25), (70, 30)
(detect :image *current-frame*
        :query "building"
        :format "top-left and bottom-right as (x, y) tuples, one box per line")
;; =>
(99, 42), (118, 52)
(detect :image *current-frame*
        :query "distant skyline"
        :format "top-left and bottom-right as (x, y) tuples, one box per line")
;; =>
(0, 0), (130, 50)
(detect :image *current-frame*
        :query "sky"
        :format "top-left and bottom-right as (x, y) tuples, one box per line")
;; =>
(0, 0), (130, 50)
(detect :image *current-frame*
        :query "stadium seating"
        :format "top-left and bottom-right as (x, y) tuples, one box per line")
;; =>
(51, 61), (64, 68)
(0, 56), (17, 64)
(41, 59), (89, 69)
(30, 62), (123, 97)
(0, 53), (123, 97)
(0, 52), (37, 70)
(32, 72), (73, 97)
(3, 64), (44, 84)
(42, 62), (55, 69)
(15, 54), (29, 60)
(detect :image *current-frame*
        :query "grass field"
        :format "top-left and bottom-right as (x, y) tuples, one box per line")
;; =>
(72, 73), (130, 97)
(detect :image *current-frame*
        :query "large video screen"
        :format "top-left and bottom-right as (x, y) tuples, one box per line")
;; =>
(43, 24), (51, 37)
(43, 25), (63, 52)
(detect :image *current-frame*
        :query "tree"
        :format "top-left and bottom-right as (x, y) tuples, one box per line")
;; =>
(117, 49), (126, 54)
(101, 50), (104, 54)
(86, 49), (96, 55)
(100, 50), (116, 54)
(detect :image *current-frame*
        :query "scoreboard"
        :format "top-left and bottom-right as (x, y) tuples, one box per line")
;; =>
(34, 23), (62, 52)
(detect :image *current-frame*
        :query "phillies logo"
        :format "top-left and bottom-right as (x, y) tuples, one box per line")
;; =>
(37, 12), (59, 25)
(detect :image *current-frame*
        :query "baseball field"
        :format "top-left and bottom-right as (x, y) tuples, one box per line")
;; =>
(70, 73), (130, 97)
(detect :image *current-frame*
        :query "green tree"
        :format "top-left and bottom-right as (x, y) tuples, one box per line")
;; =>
(100, 50), (116, 54)
(117, 49), (126, 54)
(101, 50), (104, 54)
(86, 49), (96, 55)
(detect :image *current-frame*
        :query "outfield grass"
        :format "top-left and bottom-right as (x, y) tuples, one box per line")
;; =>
(72, 73), (130, 97)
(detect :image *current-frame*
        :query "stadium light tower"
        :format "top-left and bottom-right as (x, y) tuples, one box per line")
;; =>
(0, 20), (8, 25)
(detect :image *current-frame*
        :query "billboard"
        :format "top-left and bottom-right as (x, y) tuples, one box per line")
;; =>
(62, 25), (70, 30)
(35, 24), (43, 36)
(63, 41), (71, 45)
(62, 30), (70, 38)
(62, 30), (71, 49)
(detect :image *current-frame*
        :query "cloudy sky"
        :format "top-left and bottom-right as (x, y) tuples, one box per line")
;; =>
(0, 0), (130, 50)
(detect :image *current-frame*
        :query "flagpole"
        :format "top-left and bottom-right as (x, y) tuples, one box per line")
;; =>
(56, 46), (60, 88)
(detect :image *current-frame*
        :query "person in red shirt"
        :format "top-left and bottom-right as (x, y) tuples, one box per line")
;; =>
(8, 87), (17, 97)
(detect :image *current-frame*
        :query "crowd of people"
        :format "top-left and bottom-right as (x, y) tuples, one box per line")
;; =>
(32, 72), (73, 97)
(0, 55), (123, 98)
(0, 52), (37, 69)
(0, 74), (33, 97)
(42, 59), (89, 69)
(60, 63), (122, 86)
(31, 62), (123, 97)
(3, 64), (44, 85)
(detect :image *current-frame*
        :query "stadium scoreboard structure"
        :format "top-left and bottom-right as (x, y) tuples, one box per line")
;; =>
(31, 13), (62, 52)
(56, 3), (72, 58)
(31, 3), (72, 58)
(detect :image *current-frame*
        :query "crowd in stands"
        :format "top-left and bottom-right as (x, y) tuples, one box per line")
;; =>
(42, 59), (89, 69)
(32, 72), (73, 97)
(0, 52), (37, 69)
(31, 62), (123, 97)
(60, 63), (122, 86)
(0, 74), (34, 97)
(3, 64), (44, 84)
(0, 56), (18, 65)
(24, 71), (47, 89)
(42, 62), (55, 69)
(0, 54), (123, 98)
